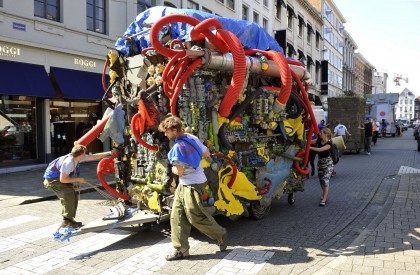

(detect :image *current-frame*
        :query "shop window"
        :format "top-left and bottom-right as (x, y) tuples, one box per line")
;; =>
(87, 0), (106, 34)
(50, 100), (102, 158)
(34, 0), (60, 22)
(0, 96), (36, 163)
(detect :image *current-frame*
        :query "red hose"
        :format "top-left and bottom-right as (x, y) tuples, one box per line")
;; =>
(294, 150), (310, 175)
(216, 30), (246, 117)
(76, 113), (111, 146)
(267, 50), (292, 108)
(97, 156), (130, 200)
(170, 58), (202, 115)
(244, 49), (292, 110)
(130, 113), (158, 151)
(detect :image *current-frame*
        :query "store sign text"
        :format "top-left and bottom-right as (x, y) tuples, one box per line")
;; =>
(0, 45), (21, 57)
(74, 58), (96, 68)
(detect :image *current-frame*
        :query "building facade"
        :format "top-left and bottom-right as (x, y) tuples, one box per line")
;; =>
(342, 30), (357, 96)
(372, 70), (388, 94)
(396, 88), (415, 121)
(308, 0), (345, 109)
(355, 53), (374, 98)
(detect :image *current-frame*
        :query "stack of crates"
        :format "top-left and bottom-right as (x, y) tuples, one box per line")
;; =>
(327, 97), (366, 154)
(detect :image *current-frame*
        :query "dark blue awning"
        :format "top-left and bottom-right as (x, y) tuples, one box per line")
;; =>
(0, 59), (57, 98)
(50, 67), (107, 100)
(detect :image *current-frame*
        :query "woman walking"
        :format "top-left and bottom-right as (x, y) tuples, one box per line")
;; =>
(310, 127), (334, 206)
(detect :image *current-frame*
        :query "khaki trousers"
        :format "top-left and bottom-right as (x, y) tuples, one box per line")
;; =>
(44, 178), (78, 220)
(170, 182), (226, 250)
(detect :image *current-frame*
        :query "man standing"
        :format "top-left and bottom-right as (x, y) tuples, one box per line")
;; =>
(159, 115), (227, 261)
(360, 118), (373, 155)
(44, 144), (117, 228)
(372, 118), (380, 145)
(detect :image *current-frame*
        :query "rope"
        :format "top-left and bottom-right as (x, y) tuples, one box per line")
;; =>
(77, 181), (119, 202)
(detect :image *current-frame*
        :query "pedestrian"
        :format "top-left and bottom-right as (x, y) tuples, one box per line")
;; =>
(381, 119), (388, 138)
(158, 115), (227, 261)
(333, 120), (351, 140)
(360, 118), (373, 155)
(310, 127), (333, 207)
(43, 144), (117, 228)
(372, 118), (380, 145)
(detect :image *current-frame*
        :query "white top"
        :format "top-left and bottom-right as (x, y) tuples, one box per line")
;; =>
(334, 124), (348, 136)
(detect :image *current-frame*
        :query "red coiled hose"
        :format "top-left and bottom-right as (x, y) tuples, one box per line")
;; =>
(97, 155), (131, 200)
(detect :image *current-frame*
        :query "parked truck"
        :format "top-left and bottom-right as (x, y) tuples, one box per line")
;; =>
(366, 93), (399, 137)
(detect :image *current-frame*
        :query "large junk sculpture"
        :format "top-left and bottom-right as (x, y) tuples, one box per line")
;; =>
(78, 7), (318, 223)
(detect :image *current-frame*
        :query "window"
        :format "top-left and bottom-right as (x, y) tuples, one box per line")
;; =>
(187, 0), (199, 10)
(138, 0), (156, 14)
(242, 5), (249, 21)
(307, 25), (313, 44)
(316, 31), (321, 48)
(0, 0), (3, 7)
(298, 16), (305, 37)
(275, 1), (281, 19)
(34, 0), (60, 22)
(287, 8), (294, 29)
(253, 12), (259, 24)
(202, 7), (212, 13)
(227, 0), (234, 10)
(263, 18), (268, 31)
(216, 0), (224, 3)
(87, 0), (106, 34)
(263, 0), (268, 7)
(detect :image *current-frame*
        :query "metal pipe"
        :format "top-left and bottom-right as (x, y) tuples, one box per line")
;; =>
(184, 50), (311, 80)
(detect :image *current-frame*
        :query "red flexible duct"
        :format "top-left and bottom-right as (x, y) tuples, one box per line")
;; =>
(287, 59), (305, 67)
(294, 150), (310, 175)
(216, 30), (247, 117)
(97, 156), (131, 200)
(267, 50), (292, 107)
(130, 113), (158, 151)
(76, 113), (112, 146)
(170, 58), (202, 115)
(244, 49), (292, 110)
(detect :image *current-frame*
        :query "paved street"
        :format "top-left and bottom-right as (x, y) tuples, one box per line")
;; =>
(0, 130), (419, 274)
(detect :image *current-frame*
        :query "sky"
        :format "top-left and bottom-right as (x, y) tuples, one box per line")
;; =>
(334, 0), (420, 97)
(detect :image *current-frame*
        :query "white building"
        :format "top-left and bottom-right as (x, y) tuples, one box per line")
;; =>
(396, 88), (415, 121)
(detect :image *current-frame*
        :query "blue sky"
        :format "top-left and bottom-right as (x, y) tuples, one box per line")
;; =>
(334, 0), (420, 96)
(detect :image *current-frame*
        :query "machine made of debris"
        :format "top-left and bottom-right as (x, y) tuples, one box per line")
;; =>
(68, 7), (319, 236)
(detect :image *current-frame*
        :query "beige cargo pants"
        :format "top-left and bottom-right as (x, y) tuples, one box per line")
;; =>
(44, 178), (78, 220)
(171, 182), (226, 250)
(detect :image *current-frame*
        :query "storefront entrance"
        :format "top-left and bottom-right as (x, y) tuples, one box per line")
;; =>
(49, 99), (102, 158)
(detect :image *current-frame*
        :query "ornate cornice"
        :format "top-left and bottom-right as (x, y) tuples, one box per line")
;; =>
(296, 0), (323, 24)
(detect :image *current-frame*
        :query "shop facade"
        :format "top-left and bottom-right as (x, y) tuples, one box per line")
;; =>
(0, 41), (107, 167)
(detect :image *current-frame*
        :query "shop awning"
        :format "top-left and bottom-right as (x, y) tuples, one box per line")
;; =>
(307, 55), (314, 66)
(287, 43), (297, 56)
(50, 67), (108, 100)
(0, 59), (57, 98)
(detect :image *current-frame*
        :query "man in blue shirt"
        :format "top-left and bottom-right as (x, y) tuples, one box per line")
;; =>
(44, 144), (117, 228)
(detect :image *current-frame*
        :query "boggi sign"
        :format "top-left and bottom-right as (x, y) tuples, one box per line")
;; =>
(0, 45), (21, 57)
(74, 58), (96, 68)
